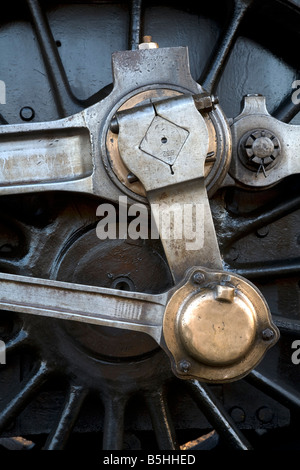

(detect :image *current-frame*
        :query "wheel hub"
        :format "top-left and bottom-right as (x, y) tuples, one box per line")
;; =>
(54, 226), (172, 360)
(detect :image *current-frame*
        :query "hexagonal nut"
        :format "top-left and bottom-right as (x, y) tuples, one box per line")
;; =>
(138, 42), (159, 49)
(138, 36), (159, 50)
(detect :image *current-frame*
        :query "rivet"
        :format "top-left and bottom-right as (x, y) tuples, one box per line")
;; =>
(230, 407), (246, 424)
(20, 107), (35, 122)
(256, 226), (269, 238)
(257, 406), (274, 424)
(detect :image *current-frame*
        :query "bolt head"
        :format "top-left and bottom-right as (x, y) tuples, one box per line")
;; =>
(138, 36), (159, 49)
(178, 360), (191, 373)
(127, 172), (138, 184)
(193, 93), (213, 111)
(110, 117), (119, 134)
(240, 129), (281, 172)
(192, 272), (205, 285)
(252, 136), (275, 159)
(214, 285), (235, 303)
(262, 328), (275, 341)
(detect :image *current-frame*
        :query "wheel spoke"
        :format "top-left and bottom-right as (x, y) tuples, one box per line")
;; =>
(129, 0), (143, 51)
(246, 370), (300, 411)
(0, 361), (49, 433)
(235, 258), (300, 280)
(43, 384), (88, 450)
(26, 0), (81, 117)
(0, 115), (7, 125)
(181, 430), (219, 450)
(213, 192), (300, 250)
(200, 0), (254, 92)
(145, 387), (178, 450)
(272, 93), (300, 123)
(5, 329), (29, 354)
(102, 394), (127, 450)
(186, 380), (252, 450)
(273, 315), (300, 336)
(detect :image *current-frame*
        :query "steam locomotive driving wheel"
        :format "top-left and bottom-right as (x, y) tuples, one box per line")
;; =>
(0, 0), (300, 452)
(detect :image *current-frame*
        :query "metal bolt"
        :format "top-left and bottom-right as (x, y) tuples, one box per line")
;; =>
(256, 225), (269, 238)
(193, 93), (213, 112)
(262, 328), (275, 341)
(20, 106), (35, 122)
(206, 151), (216, 163)
(212, 95), (219, 107)
(242, 129), (281, 173)
(138, 36), (159, 50)
(252, 136), (274, 159)
(214, 285), (235, 303)
(127, 172), (139, 184)
(192, 272), (205, 285)
(230, 407), (246, 424)
(257, 406), (274, 424)
(178, 360), (191, 373)
(110, 117), (119, 134)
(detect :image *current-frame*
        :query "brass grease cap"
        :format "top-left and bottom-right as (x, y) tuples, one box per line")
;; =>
(163, 268), (279, 383)
(178, 285), (256, 366)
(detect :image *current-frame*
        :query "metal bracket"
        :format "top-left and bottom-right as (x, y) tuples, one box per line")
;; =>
(230, 94), (300, 189)
(116, 94), (223, 282)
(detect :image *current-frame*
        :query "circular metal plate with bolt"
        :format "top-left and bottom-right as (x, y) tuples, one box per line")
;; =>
(239, 129), (281, 173)
(106, 88), (231, 198)
(163, 267), (279, 383)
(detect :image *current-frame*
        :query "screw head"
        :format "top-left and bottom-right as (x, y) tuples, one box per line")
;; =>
(178, 360), (191, 373)
(262, 328), (275, 341)
(192, 272), (205, 285)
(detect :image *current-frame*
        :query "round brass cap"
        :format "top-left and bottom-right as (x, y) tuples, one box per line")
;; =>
(163, 268), (280, 383)
(178, 285), (256, 366)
